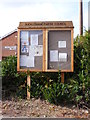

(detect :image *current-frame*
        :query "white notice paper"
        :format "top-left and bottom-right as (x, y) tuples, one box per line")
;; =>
(21, 31), (29, 45)
(20, 55), (34, 67)
(59, 53), (67, 62)
(50, 50), (58, 62)
(29, 45), (43, 57)
(58, 41), (66, 48)
(34, 45), (43, 56)
(29, 46), (35, 57)
(21, 31), (28, 40)
(31, 34), (38, 45)
(20, 55), (27, 66)
(27, 56), (34, 67)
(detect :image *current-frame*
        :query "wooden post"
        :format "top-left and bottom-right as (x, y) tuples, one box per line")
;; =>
(80, 0), (83, 35)
(27, 75), (31, 100)
(61, 72), (64, 83)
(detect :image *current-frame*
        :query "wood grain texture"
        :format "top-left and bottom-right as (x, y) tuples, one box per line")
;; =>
(61, 72), (64, 83)
(17, 21), (74, 72)
(45, 30), (48, 71)
(71, 28), (74, 72)
(18, 21), (74, 29)
(27, 75), (31, 100)
(17, 29), (20, 71)
(43, 30), (46, 71)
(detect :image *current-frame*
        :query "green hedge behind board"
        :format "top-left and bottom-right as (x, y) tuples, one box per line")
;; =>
(1, 31), (90, 106)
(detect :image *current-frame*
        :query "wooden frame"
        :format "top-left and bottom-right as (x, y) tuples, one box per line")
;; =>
(45, 28), (74, 72)
(17, 21), (74, 72)
(17, 29), (44, 72)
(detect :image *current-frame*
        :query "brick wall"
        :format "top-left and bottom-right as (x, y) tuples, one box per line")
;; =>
(2, 31), (17, 58)
(0, 40), (2, 61)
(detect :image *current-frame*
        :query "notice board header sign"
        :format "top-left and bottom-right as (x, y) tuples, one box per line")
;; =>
(18, 21), (73, 29)
(17, 21), (74, 72)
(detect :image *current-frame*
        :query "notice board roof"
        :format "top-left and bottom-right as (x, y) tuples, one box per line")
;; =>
(18, 21), (74, 29)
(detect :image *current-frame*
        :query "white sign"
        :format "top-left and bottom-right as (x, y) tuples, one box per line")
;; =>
(5, 46), (17, 50)
(31, 34), (38, 45)
(50, 50), (58, 62)
(59, 53), (67, 62)
(58, 41), (66, 48)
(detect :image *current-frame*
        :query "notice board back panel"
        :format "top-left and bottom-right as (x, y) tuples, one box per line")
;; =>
(48, 30), (71, 71)
(20, 30), (43, 70)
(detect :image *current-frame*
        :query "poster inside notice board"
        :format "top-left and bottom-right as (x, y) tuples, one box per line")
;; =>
(20, 30), (43, 70)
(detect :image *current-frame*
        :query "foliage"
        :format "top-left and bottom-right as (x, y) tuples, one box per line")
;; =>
(74, 31), (90, 76)
(30, 72), (58, 99)
(1, 31), (90, 106)
(68, 31), (90, 104)
(43, 82), (69, 104)
(2, 56), (17, 77)
(2, 56), (27, 99)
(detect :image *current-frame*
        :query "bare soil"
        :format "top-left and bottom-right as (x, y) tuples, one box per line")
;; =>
(0, 98), (90, 118)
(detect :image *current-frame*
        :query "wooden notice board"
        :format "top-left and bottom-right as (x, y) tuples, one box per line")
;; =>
(17, 21), (74, 72)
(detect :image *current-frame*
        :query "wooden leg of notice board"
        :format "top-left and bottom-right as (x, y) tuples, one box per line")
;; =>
(61, 72), (64, 83)
(27, 75), (31, 100)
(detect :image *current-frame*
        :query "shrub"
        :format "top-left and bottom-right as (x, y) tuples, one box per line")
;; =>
(1, 31), (90, 106)
(30, 72), (58, 99)
(68, 31), (90, 104)
(43, 82), (69, 104)
(2, 56), (27, 99)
